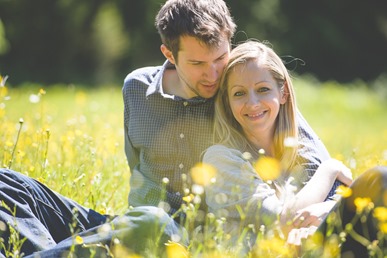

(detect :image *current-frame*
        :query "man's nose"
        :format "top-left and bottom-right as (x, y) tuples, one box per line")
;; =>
(204, 63), (218, 81)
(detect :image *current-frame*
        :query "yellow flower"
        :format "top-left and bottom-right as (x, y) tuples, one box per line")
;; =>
(254, 237), (292, 256)
(166, 241), (189, 258)
(373, 207), (387, 222)
(0, 85), (7, 97)
(182, 194), (194, 203)
(354, 197), (373, 213)
(379, 222), (387, 234)
(98, 207), (106, 215)
(336, 185), (352, 198)
(75, 235), (84, 244)
(323, 235), (340, 257)
(39, 88), (46, 95)
(254, 156), (281, 181)
(190, 163), (217, 186)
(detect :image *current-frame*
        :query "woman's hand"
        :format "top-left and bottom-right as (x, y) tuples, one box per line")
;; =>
(292, 200), (336, 228)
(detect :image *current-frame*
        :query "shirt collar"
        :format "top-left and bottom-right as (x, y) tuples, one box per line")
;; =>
(145, 60), (211, 104)
(146, 60), (173, 98)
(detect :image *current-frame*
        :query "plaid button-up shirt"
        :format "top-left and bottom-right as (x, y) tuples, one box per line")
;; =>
(123, 60), (340, 214)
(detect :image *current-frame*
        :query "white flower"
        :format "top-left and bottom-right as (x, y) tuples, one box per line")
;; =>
(29, 94), (40, 103)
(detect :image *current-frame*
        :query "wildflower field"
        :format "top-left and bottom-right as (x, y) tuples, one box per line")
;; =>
(0, 74), (386, 257)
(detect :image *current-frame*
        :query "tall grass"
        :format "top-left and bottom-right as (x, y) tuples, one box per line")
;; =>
(295, 76), (387, 178)
(1, 82), (129, 215)
(0, 75), (386, 257)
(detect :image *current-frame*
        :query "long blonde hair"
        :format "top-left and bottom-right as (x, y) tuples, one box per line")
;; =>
(214, 40), (298, 172)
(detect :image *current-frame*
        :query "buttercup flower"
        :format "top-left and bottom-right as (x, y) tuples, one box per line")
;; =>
(373, 207), (387, 222)
(190, 163), (217, 186)
(336, 185), (352, 198)
(166, 241), (189, 258)
(354, 197), (373, 213)
(254, 156), (281, 181)
(75, 235), (84, 244)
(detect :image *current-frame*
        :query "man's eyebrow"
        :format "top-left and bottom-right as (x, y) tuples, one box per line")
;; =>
(216, 52), (228, 60)
(187, 59), (202, 63)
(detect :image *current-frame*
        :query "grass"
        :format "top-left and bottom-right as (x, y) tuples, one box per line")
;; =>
(294, 76), (387, 178)
(0, 75), (387, 257)
(1, 83), (129, 215)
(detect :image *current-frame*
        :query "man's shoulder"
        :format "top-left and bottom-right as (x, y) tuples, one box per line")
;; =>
(123, 65), (163, 90)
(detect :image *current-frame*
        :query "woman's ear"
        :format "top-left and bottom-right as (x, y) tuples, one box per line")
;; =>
(160, 44), (176, 65)
(280, 82), (289, 104)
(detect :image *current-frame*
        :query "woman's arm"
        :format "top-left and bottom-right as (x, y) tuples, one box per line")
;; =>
(280, 159), (352, 232)
(203, 145), (352, 235)
(203, 145), (283, 226)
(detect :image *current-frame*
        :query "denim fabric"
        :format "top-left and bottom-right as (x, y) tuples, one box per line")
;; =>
(24, 206), (187, 258)
(317, 166), (387, 258)
(0, 169), (186, 257)
(0, 168), (108, 256)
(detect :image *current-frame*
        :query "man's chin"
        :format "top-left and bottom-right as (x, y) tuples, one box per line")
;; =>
(200, 87), (218, 99)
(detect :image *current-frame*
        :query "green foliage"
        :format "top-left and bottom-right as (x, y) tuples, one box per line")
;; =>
(0, 0), (386, 85)
(295, 75), (387, 178)
(0, 76), (386, 256)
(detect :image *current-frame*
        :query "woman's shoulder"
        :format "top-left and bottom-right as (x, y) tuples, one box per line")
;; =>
(203, 144), (252, 167)
(204, 144), (244, 158)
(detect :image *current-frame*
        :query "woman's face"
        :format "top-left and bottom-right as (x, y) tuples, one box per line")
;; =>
(227, 60), (286, 144)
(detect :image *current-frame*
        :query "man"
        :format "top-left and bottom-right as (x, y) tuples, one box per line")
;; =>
(123, 0), (236, 219)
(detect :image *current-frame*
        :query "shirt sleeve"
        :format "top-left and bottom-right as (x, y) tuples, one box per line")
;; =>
(203, 145), (283, 227)
(122, 76), (140, 172)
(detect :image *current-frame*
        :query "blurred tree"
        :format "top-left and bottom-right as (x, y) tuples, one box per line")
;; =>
(0, 0), (386, 85)
(0, 19), (9, 55)
(278, 0), (387, 82)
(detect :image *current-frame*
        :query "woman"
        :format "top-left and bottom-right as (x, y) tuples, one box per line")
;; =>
(202, 40), (352, 242)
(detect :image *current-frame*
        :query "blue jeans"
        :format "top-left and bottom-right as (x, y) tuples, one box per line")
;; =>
(317, 166), (387, 257)
(0, 169), (186, 257)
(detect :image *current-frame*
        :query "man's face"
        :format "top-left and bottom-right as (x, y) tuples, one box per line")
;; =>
(172, 36), (230, 99)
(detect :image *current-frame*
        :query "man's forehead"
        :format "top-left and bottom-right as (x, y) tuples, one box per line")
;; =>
(178, 36), (230, 60)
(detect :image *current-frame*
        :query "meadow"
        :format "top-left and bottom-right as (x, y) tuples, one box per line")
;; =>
(0, 74), (386, 257)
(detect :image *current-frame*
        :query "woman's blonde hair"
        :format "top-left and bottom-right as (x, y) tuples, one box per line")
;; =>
(214, 40), (298, 172)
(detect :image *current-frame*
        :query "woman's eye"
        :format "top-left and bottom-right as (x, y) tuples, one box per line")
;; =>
(258, 87), (270, 93)
(234, 91), (244, 97)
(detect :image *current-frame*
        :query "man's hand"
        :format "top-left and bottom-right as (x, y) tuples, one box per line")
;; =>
(292, 200), (336, 228)
(287, 226), (318, 246)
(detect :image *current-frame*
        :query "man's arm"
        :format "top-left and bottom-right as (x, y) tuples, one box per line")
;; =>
(122, 79), (140, 172)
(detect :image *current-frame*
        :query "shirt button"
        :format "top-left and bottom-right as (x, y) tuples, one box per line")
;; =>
(179, 163), (184, 169)
(183, 101), (188, 106)
(180, 133), (184, 139)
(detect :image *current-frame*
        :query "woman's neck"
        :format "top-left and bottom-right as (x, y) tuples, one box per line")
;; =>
(247, 131), (275, 157)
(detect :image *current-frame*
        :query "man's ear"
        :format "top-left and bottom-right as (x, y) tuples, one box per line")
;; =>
(280, 81), (289, 104)
(160, 44), (176, 65)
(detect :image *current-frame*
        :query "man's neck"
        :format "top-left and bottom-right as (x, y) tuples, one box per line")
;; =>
(162, 69), (197, 99)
